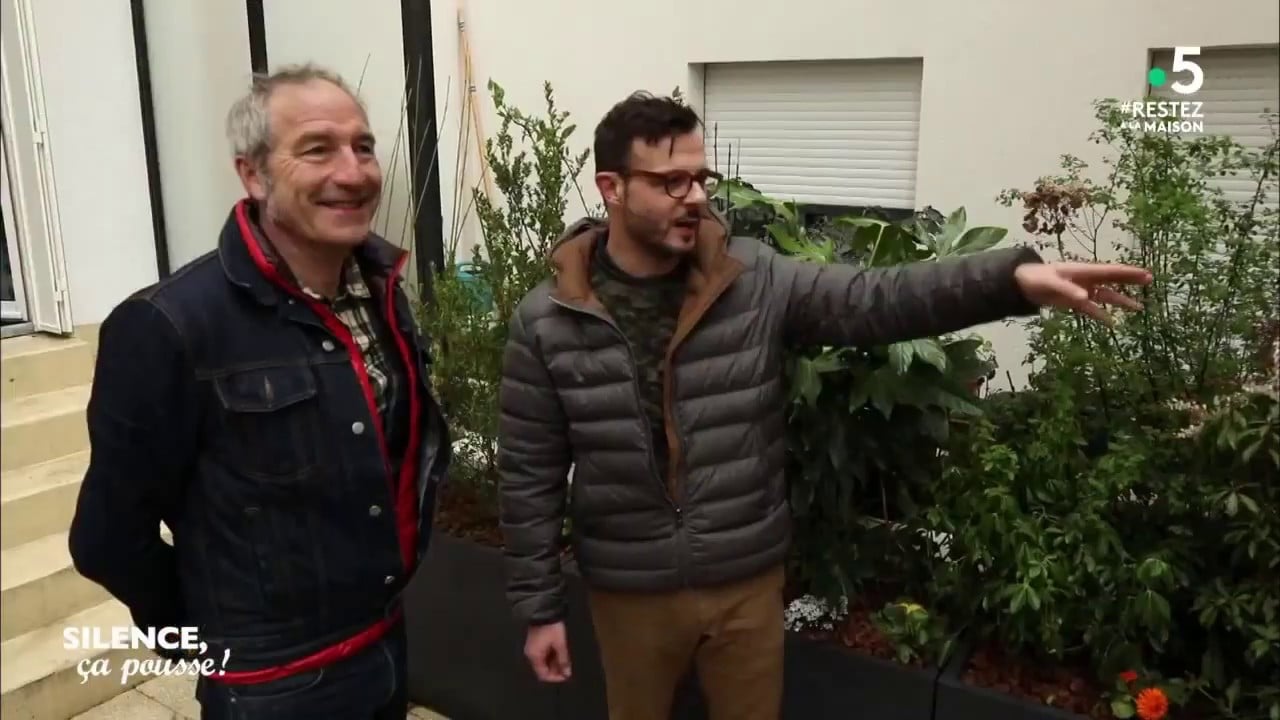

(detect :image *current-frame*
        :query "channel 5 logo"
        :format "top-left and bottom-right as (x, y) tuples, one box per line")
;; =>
(1148, 46), (1204, 95)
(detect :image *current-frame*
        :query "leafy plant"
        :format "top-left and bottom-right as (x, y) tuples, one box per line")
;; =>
(1182, 376), (1280, 720)
(924, 380), (1174, 668)
(998, 99), (1279, 421)
(419, 80), (589, 506)
(925, 97), (1280, 719)
(872, 600), (956, 667)
(714, 180), (1001, 611)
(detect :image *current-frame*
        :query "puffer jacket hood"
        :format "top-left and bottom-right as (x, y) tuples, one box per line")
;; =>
(545, 208), (736, 307)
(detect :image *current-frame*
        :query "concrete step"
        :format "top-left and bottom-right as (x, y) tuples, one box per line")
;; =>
(2, 451), (89, 550)
(1, 530), (110, 642)
(1, 384), (92, 473)
(1, 600), (153, 720)
(1, 335), (95, 403)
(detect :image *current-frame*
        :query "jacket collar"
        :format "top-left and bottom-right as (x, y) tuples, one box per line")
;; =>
(218, 198), (408, 306)
(548, 206), (740, 310)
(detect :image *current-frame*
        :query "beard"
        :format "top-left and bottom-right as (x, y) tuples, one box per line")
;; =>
(621, 203), (700, 258)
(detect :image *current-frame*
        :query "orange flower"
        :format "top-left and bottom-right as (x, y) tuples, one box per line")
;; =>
(1136, 687), (1169, 720)
(1120, 670), (1139, 683)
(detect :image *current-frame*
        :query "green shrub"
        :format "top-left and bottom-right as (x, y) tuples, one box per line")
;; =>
(715, 182), (1000, 615)
(916, 98), (1280, 719)
(419, 80), (588, 504)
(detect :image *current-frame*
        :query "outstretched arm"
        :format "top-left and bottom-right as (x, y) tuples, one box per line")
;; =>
(69, 298), (196, 636)
(772, 244), (1045, 348)
(497, 307), (573, 627)
(771, 243), (1150, 348)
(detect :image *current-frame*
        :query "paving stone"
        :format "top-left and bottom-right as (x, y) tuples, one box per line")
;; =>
(75, 672), (450, 719)
(70, 689), (179, 719)
(135, 674), (201, 719)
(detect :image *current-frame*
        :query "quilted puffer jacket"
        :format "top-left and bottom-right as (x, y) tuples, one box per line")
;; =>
(497, 212), (1041, 625)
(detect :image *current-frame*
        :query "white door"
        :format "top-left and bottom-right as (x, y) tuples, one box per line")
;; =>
(2, 140), (29, 323)
(0, 0), (73, 334)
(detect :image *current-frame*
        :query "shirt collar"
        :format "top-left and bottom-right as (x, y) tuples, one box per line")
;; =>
(250, 214), (372, 302)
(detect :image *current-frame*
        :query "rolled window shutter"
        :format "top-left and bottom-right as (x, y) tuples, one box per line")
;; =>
(1149, 46), (1280, 210)
(703, 59), (923, 210)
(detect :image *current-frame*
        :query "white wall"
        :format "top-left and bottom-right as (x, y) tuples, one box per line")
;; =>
(29, 0), (158, 326)
(34, 0), (1277, 371)
(146, 0), (426, 273)
(150, 0), (427, 280)
(143, 0), (253, 270)
(263, 0), (423, 283)
(427, 0), (1280, 385)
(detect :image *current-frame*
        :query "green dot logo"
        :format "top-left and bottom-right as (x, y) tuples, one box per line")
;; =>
(1148, 67), (1168, 87)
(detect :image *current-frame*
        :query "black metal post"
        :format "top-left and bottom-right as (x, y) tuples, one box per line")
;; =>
(129, 0), (170, 278)
(400, 0), (446, 300)
(246, 0), (268, 74)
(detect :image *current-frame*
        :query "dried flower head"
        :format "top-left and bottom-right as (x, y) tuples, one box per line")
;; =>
(1018, 180), (1092, 236)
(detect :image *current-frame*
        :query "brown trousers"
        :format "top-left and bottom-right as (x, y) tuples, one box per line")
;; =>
(586, 563), (785, 720)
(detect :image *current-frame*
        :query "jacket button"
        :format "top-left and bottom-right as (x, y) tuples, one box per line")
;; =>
(322, 340), (335, 351)
(369, 505), (382, 517)
(351, 421), (365, 435)
(384, 575), (395, 585)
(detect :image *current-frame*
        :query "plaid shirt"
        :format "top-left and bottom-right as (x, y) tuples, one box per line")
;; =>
(298, 260), (397, 418)
(254, 229), (400, 424)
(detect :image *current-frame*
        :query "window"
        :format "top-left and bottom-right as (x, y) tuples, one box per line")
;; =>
(701, 58), (924, 220)
(1148, 45), (1280, 208)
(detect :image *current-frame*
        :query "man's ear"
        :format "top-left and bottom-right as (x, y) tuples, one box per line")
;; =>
(595, 172), (624, 208)
(234, 156), (269, 201)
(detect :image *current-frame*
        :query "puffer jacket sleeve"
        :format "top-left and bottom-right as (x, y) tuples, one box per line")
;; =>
(497, 303), (572, 626)
(768, 244), (1045, 348)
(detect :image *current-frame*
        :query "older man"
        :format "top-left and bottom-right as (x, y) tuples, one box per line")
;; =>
(68, 64), (451, 719)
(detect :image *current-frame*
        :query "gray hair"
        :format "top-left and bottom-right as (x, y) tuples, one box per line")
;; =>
(225, 63), (366, 168)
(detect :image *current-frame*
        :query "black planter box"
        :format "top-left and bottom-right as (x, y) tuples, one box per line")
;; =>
(404, 531), (610, 720)
(934, 642), (1087, 720)
(782, 633), (939, 720)
(405, 531), (937, 720)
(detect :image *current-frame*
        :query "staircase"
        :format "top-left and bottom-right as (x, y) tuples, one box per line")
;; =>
(1, 332), (150, 720)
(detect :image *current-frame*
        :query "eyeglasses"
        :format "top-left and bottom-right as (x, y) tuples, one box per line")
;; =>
(623, 169), (723, 199)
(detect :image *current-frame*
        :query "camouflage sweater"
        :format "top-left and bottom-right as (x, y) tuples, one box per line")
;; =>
(589, 235), (687, 480)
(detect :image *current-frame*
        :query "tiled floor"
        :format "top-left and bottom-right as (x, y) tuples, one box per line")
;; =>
(70, 674), (448, 719)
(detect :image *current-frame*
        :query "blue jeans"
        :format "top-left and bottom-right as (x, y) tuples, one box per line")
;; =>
(195, 624), (408, 720)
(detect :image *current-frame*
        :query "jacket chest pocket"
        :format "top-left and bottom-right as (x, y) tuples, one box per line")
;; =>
(211, 365), (326, 483)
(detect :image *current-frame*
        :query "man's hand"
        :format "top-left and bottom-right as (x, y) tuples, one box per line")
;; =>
(525, 622), (572, 683)
(1015, 261), (1152, 326)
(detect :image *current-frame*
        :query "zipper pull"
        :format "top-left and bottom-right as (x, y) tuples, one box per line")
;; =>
(674, 507), (683, 526)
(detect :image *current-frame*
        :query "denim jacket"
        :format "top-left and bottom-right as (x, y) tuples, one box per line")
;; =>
(68, 199), (451, 676)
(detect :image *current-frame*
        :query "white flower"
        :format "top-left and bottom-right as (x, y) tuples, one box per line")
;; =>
(783, 594), (848, 633)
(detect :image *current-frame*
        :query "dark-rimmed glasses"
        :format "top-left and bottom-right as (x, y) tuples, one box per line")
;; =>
(623, 169), (722, 199)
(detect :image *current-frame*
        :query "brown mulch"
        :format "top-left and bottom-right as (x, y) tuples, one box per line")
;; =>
(962, 646), (1223, 719)
(434, 482), (503, 547)
(961, 643), (1105, 718)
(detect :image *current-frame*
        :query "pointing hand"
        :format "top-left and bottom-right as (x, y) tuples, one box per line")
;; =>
(1015, 261), (1153, 325)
